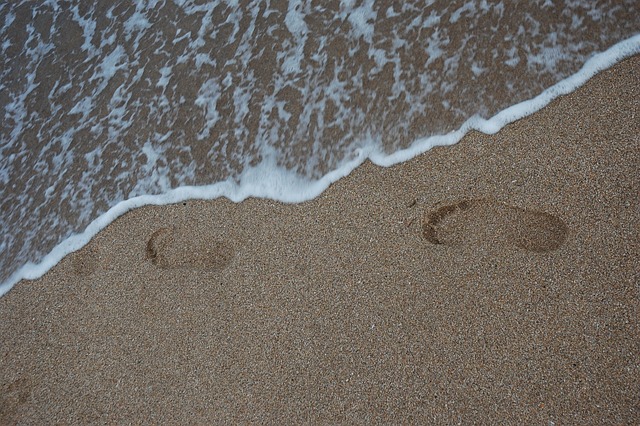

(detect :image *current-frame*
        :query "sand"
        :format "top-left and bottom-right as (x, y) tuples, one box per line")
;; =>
(1, 55), (638, 424)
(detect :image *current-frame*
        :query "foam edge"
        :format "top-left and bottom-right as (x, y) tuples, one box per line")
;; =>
(1, 34), (639, 298)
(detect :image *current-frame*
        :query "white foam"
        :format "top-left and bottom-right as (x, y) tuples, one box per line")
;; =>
(450, 2), (477, 24)
(157, 66), (172, 89)
(347, 0), (377, 42)
(2, 35), (638, 298)
(123, 10), (151, 42)
(195, 78), (222, 139)
(285, 1), (308, 37)
(422, 11), (441, 29)
(71, 5), (97, 54)
(2, 0), (640, 302)
(371, 34), (640, 166)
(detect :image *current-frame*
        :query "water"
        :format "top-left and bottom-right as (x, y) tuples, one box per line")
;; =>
(1, 0), (639, 296)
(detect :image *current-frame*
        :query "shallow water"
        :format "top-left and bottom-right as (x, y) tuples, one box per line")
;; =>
(1, 0), (639, 294)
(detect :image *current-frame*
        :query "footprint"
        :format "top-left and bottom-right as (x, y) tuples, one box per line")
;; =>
(422, 199), (568, 253)
(146, 227), (235, 270)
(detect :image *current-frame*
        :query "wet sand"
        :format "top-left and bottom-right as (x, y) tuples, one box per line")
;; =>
(1, 56), (638, 424)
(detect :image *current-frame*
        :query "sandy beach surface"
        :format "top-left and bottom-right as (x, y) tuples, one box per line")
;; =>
(1, 55), (638, 424)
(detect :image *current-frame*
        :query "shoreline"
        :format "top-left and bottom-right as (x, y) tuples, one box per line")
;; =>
(1, 55), (638, 423)
(2, 38), (639, 298)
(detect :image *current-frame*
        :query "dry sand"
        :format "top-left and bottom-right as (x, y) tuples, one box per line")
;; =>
(1, 56), (638, 424)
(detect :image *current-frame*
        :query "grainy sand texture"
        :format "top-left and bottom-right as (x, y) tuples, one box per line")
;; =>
(1, 56), (638, 424)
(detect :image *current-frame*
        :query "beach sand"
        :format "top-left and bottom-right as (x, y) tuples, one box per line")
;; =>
(1, 55), (638, 424)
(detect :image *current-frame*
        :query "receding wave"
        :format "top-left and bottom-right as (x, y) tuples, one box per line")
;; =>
(0, 0), (639, 294)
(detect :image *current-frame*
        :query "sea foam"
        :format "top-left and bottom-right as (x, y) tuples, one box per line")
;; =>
(0, 1), (639, 297)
